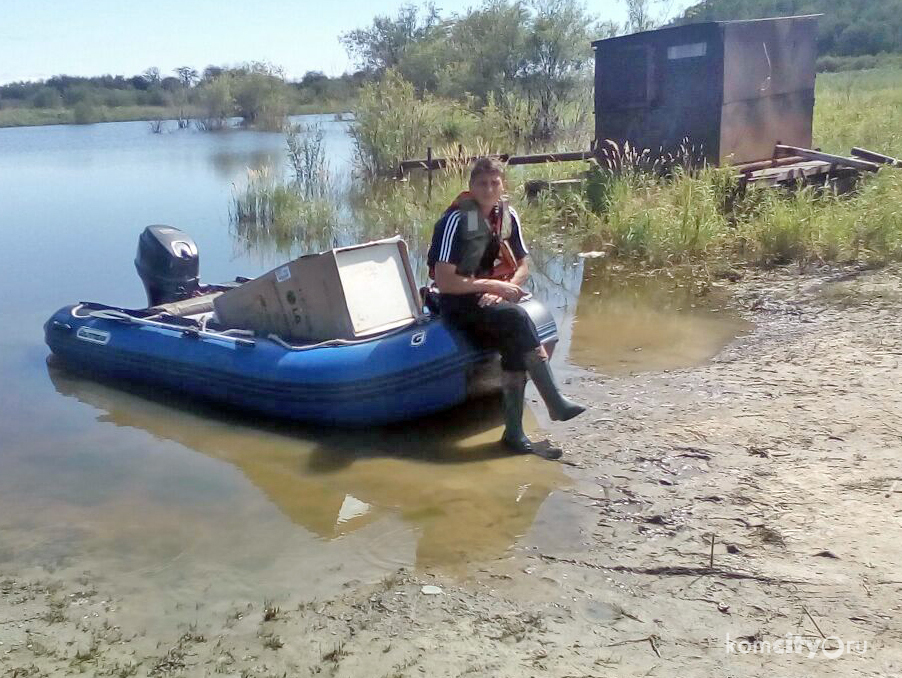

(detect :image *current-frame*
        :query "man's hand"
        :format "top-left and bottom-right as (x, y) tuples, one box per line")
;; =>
(478, 293), (503, 307)
(485, 279), (526, 302)
(433, 262), (527, 301)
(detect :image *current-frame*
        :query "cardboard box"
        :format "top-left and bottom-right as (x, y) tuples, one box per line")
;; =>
(213, 237), (423, 342)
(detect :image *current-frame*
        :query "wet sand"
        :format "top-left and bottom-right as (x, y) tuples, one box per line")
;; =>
(2, 264), (901, 677)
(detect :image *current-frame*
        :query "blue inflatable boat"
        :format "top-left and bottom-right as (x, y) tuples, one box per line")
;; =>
(45, 226), (558, 426)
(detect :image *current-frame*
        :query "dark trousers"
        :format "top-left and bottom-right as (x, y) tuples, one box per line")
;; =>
(439, 293), (541, 371)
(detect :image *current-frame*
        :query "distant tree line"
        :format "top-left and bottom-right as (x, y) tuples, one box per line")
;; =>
(5, 0), (898, 131)
(675, 0), (902, 57)
(0, 63), (367, 128)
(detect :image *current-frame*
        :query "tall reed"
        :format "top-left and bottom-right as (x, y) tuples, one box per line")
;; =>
(287, 123), (331, 199)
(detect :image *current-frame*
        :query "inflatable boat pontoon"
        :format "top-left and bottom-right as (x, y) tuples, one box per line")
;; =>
(44, 226), (558, 426)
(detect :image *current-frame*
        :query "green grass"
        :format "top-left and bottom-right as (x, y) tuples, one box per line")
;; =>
(0, 105), (202, 128)
(814, 68), (902, 157)
(223, 65), (902, 270)
(230, 164), (343, 254)
(537, 67), (902, 268)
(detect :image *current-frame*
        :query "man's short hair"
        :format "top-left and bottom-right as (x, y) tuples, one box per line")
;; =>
(469, 156), (506, 185)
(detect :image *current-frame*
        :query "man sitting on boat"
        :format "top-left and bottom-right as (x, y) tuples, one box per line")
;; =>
(427, 157), (585, 455)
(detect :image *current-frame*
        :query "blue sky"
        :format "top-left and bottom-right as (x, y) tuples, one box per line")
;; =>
(0, 0), (690, 84)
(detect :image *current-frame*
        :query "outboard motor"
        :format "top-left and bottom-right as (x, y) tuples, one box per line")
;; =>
(135, 225), (200, 306)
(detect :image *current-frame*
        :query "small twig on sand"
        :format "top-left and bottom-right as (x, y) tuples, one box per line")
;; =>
(538, 554), (805, 584)
(607, 635), (662, 658)
(649, 635), (661, 658)
(684, 574), (706, 589)
(803, 607), (827, 639)
(709, 534), (716, 569)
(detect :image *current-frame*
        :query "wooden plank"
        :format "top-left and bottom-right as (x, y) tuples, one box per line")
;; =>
(426, 146), (433, 199)
(507, 151), (594, 166)
(733, 155), (806, 173)
(398, 150), (593, 174)
(774, 145), (879, 172)
(851, 147), (902, 168)
(744, 161), (857, 186)
(745, 160), (828, 183)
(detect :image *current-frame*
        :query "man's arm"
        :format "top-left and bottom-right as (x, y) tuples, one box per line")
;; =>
(506, 206), (529, 288)
(434, 263), (525, 301)
(509, 257), (529, 288)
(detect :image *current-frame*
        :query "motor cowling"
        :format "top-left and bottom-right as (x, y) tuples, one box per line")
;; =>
(135, 225), (200, 306)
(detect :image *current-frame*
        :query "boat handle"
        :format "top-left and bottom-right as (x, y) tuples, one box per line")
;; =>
(183, 326), (255, 347)
(51, 320), (72, 332)
(88, 309), (255, 348)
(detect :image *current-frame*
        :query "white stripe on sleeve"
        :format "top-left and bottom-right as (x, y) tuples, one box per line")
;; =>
(509, 206), (528, 255)
(439, 211), (460, 261)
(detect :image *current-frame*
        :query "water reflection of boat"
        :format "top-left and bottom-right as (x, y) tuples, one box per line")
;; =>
(44, 226), (559, 427)
(47, 366), (566, 569)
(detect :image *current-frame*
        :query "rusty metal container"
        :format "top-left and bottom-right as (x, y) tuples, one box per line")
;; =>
(592, 15), (819, 166)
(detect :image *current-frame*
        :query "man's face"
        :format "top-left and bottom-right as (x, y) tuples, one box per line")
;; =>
(469, 171), (503, 210)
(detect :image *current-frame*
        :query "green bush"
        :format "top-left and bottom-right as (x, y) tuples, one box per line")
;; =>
(72, 101), (101, 124)
(349, 70), (479, 177)
(145, 88), (171, 107)
(102, 88), (136, 107)
(232, 72), (288, 131)
(62, 84), (95, 106)
(197, 75), (234, 129)
(32, 87), (63, 109)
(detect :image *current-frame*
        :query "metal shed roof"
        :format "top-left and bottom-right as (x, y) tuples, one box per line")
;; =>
(591, 14), (823, 47)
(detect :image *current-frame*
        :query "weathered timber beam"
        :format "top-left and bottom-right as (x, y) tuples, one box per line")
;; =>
(507, 151), (594, 166)
(398, 157), (451, 173)
(733, 156), (806, 173)
(774, 145), (880, 172)
(743, 162), (857, 186)
(397, 150), (593, 174)
(851, 147), (902, 168)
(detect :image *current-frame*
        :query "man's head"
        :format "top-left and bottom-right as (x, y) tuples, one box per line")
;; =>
(469, 157), (505, 210)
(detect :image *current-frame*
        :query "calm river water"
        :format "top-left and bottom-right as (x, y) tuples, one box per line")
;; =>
(0, 116), (745, 608)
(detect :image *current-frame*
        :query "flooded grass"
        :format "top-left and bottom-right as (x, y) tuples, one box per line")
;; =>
(230, 123), (344, 254)
(286, 123), (331, 199)
(230, 168), (341, 254)
(231, 66), (902, 273)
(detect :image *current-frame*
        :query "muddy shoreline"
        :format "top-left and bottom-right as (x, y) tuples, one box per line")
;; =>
(3, 264), (901, 677)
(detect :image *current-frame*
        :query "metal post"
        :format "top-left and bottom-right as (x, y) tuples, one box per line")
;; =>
(427, 146), (433, 201)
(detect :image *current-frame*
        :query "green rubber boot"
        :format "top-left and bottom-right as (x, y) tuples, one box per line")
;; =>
(500, 371), (533, 453)
(525, 353), (586, 422)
